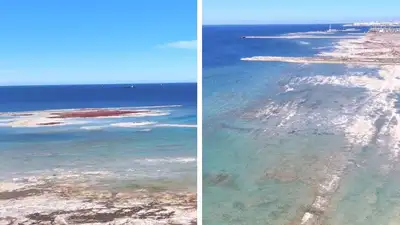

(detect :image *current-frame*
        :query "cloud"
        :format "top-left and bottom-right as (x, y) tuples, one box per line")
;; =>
(160, 40), (197, 50)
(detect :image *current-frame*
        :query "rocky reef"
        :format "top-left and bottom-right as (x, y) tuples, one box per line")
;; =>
(0, 183), (196, 225)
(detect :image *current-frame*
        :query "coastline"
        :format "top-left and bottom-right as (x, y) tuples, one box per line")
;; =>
(0, 179), (196, 225)
(228, 31), (400, 225)
(241, 56), (400, 65)
(203, 23), (400, 225)
(242, 35), (360, 39)
(242, 33), (400, 66)
(276, 33), (400, 225)
(0, 102), (197, 224)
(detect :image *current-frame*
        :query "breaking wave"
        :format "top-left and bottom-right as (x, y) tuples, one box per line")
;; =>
(80, 122), (196, 130)
(134, 157), (196, 164)
(155, 124), (197, 128)
(110, 121), (157, 127)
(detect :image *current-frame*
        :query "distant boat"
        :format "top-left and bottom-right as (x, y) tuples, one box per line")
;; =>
(124, 85), (135, 89)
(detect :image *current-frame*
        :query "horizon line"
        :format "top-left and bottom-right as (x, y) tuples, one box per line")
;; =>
(0, 81), (197, 87)
(203, 22), (351, 26)
(203, 20), (400, 26)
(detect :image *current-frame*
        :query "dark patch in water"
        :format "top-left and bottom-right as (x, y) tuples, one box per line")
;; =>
(311, 129), (335, 136)
(394, 93), (400, 115)
(220, 123), (261, 133)
(204, 172), (239, 190)
(232, 201), (246, 211)
(171, 115), (196, 121)
(390, 116), (398, 126)
(155, 144), (184, 149)
(38, 122), (63, 126)
(309, 100), (323, 109)
(371, 115), (388, 143)
(255, 199), (279, 209)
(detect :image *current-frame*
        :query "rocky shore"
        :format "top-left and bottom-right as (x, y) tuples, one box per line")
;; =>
(241, 56), (400, 65)
(240, 32), (400, 225)
(0, 182), (196, 225)
(242, 32), (400, 66)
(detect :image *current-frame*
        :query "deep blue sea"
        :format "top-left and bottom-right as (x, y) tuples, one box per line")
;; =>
(0, 83), (197, 193)
(203, 24), (400, 225)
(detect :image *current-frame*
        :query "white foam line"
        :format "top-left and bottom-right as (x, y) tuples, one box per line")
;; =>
(79, 123), (197, 130)
(0, 106), (180, 115)
(110, 121), (157, 128)
(134, 157), (196, 164)
(80, 125), (107, 130)
(155, 124), (197, 128)
(69, 111), (170, 119)
(130, 105), (183, 109)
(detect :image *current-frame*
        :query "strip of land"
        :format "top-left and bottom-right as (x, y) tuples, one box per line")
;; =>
(241, 56), (400, 65)
(241, 35), (361, 39)
(242, 33), (400, 66)
(0, 108), (169, 128)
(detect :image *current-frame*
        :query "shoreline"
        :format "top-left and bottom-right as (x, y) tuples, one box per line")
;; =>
(241, 56), (400, 65)
(278, 33), (400, 225)
(0, 180), (197, 225)
(0, 102), (197, 224)
(241, 35), (360, 39)
(242, 33), (400, 67)
(0, 107), (173, 128)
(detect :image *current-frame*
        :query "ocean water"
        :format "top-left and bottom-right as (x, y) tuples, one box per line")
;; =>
(203, 24), (400, 225)
(0, 83), (197, 193)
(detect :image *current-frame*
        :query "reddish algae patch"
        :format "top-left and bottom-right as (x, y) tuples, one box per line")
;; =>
(38, 122), (63, 126)
(49, 109), (149, 119)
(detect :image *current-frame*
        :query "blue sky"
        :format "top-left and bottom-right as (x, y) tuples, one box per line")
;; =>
(204, 0), (400, 25)
(0, 0), (197, 85)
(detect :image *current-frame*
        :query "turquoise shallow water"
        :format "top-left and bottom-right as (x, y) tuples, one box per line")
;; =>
(0, 84), (197, 193)
(203, 25), (400, 224)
